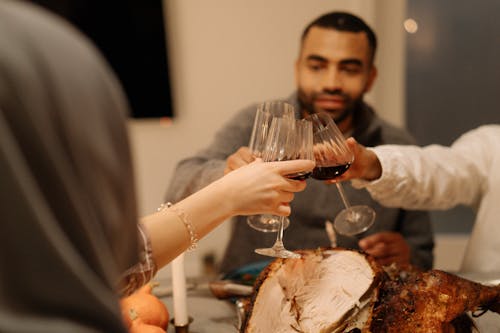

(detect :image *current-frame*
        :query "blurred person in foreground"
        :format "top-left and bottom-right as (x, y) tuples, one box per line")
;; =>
(337, 125), (500, 274)
(165, 11), (435, 274)
(0, 2), (313, 332)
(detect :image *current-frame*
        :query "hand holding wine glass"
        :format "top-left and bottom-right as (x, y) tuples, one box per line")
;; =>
(307, 112), (375, 236)
(246, 101), (295, 232)
(254, 117), (314, 259)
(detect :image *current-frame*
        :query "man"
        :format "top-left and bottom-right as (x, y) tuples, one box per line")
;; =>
(338, 125), (500, 274)
(166, 12), (434, 273)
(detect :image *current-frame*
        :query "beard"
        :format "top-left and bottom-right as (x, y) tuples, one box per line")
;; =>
(298, 88), (361, 124)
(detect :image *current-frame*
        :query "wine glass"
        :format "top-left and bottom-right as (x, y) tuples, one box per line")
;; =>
(246, 101), (295, 232)
(254, 117), (313, 259)
(307, 112), (375, 236)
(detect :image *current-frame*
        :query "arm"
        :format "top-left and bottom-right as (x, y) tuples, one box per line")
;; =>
(338, 130), (489, 210)
(341, 127), (434, 270)
(127, 159), (314, 286)
(119, 159), (314, 295)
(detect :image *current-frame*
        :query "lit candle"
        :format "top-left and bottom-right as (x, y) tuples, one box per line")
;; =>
(171, 252), (188, 326)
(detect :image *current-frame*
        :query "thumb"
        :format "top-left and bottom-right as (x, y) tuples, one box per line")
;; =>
(345, 137), (360, 155)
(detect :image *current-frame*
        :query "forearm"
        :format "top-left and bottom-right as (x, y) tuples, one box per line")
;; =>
(141, 178), (234, 269)
(145, 158), (313, 270)
(353, 144), (483, 210)
(119, 179), (237, 295)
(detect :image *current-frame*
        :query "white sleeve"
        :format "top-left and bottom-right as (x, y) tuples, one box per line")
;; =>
(351, 128), (491, 210)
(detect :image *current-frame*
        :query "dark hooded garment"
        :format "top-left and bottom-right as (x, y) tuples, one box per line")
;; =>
(0, 1), (139, 332)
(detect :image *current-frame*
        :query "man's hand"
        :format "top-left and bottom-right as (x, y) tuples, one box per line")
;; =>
(358, 232), (411, 267)
(224, 147), (255, 175)
(325, 137), (382, 183)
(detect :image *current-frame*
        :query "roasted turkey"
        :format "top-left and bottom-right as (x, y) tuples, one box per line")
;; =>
(241, 248), (500, 333)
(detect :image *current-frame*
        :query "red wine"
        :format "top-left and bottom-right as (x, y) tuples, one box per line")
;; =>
(287, 171), (312, 180)
(312, 163), (351, 180)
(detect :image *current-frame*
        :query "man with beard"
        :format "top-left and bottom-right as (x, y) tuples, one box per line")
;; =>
(165, 12), (434, 273)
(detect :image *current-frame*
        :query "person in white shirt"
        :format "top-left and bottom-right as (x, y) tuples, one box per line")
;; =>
(335, 125), (500, 273)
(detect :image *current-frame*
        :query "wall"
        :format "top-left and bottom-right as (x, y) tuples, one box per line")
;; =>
(127, 0), (465, 278)
(406, 0), (500, 235)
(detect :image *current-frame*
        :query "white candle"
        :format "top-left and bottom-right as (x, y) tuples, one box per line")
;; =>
(171, 252), (188, 326)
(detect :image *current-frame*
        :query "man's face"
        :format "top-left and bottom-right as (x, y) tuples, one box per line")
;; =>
(295, 27), (377, 124)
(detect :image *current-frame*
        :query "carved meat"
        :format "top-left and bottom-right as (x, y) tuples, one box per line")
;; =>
(241, 248), (500, 333)
(241, 248), (382, 333)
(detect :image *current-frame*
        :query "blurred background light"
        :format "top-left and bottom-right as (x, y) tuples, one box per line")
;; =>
(404, 18), (419, 33)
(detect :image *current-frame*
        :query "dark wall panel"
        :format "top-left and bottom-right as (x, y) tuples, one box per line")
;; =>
(406, 0), (500, 233)
(407, 0), (500, 145)
(31, 0), (173, 118)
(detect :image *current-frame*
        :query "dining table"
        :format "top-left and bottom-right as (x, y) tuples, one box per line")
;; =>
(157, 277), (241, 333)
(162, 295), (238, 333)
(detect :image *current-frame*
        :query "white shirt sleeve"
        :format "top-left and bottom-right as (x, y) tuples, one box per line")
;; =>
(351, 126), (493, 210)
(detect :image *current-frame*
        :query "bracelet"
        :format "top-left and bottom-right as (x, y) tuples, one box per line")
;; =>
(158, 202), (198, 251)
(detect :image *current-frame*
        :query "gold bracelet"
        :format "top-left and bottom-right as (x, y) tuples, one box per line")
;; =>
(158, 202), (198, 251)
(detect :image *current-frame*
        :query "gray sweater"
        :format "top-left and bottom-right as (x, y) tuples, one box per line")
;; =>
(165, 94), (434, 273)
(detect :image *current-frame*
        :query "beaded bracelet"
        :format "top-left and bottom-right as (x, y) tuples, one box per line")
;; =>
(158, 202), (198, 251)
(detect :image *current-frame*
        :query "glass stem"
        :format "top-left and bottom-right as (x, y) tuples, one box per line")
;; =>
(273, 216), (286, 250)
(335, 183), (351, 208)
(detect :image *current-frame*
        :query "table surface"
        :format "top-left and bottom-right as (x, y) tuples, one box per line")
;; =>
(161, 294), (239, 333)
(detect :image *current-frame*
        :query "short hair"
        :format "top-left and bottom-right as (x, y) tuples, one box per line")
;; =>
(301, 12), (377, 63)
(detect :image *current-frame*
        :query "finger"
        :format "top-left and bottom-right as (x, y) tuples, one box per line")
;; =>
(240, 152), (255, 164)
(362, 243), (390, 258)
(345, 137), (358, 153)
(277, 191), (295, 204)
(227, 157), (249, 172)
(232, 154), (252, 167)
(227, 147), (256, 170)
(359, 232), (400, 249)
(231, 147), (255, 165)
(366, 246), (399, 259)
(358, 234), (385, 249)
(269, 159), (315, 176)
(274, 203), (292, 216)
(278, 178), (308, 193)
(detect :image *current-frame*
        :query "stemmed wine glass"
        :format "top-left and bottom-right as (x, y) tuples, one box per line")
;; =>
(307, 112), (375, 236)
(246, 101), (295, 232)
(254, 117), (314, 259)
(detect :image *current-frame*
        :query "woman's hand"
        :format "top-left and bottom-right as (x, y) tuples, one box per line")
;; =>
(219, 159), (315, 217)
